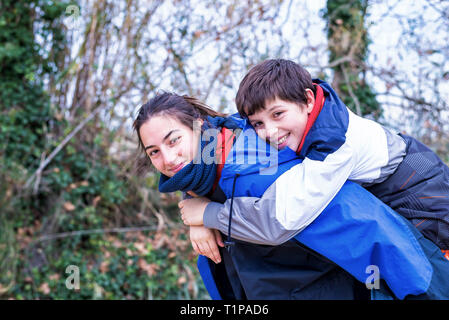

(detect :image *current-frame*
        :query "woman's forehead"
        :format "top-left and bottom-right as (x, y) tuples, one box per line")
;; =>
(140, 115), (188, 144)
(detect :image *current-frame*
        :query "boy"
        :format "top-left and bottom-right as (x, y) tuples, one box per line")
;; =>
(179, 58), (449, 254)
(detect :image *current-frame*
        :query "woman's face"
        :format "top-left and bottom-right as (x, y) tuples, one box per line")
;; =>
(139, 115), (200, 177)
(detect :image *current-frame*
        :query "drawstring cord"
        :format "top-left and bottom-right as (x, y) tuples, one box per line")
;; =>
(224, 173), (240, 250)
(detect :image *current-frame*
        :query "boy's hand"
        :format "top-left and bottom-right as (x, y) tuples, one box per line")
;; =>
(189, 226), (224, 264)
(178, 197), (211, 226)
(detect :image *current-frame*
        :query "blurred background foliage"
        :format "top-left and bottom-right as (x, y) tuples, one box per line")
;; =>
(0, 0), (448, 299)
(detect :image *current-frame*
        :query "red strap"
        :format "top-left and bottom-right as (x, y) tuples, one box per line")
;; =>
(211, 127), (235, 193)
(296, 84), (325, 154)
(442, 250), (449, 261)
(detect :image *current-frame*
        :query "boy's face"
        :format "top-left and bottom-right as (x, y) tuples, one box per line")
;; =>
(247, 89), (315, 152)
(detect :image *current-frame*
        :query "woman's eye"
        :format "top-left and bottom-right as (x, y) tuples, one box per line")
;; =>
(148, 150), (158, 157)
(252, 122), (262, 128)
(273, 111), (283, 118)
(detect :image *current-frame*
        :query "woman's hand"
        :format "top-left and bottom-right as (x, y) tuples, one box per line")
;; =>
(189, 226), (224, 264)
(179, 197), (211, 226)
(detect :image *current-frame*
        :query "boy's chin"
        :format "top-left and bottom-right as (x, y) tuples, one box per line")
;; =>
(284, 143), (300, 152)
(270, 144), (289, 151)
(266, 140), (298, 151)
(275, 145), (291, 152)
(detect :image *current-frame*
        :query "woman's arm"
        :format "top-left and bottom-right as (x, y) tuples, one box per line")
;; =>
(189, 226), (224, 264)
(183, 192), (224, 264)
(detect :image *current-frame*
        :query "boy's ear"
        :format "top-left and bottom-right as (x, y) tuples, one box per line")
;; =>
(305, 88), (315, 113)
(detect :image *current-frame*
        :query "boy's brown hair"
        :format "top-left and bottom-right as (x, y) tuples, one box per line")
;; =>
(235, 59), (316, 118)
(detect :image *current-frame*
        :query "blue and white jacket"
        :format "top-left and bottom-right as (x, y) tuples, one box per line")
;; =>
(197, 113), (449, 300)
(204, 80), (409, 245)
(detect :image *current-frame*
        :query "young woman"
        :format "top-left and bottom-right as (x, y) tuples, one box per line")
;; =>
(133, 92), (449, 300)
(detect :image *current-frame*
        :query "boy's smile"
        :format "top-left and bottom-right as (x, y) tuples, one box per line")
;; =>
(277, 133), (289, 149)
(248, 91), (315, 152)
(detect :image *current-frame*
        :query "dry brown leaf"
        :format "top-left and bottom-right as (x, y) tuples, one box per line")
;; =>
(134, 242), (148, 255)
(34, 220), (41, 229)
(177, 276), (187, 285)
(63, 202), (75, 211)
(54, 113), (63, 121)
(80, 180), (89, 187)
(69, 183), (77, 190)
(136, 232), (146, 242)
(92, 196), (101, 207)
(38, 282), (50, 294)
(137, 258), (157, 277)
(153, 233), (169, 250)
(125, 232), (137, 240)
(48, 274), (60, 281)
(17, 228), (25, 237)
(112, 239), (122, 248)
(100, 260), (109, 273)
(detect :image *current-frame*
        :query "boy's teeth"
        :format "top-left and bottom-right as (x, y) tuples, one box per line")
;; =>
(277, 135), (287, 145)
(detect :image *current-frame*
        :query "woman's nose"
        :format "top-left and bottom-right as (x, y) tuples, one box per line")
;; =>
(162, 148), (179, 166)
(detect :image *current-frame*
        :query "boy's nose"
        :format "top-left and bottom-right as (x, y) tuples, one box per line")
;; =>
(265, 127), (279, 142)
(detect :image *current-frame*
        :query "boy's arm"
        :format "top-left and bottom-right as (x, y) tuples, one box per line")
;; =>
(203, 141), (355, 245)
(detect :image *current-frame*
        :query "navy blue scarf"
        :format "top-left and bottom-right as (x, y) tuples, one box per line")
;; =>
(158, 118), (226, 196)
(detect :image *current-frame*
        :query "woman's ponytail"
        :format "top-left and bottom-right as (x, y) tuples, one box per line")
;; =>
(181, 95), (227, 119)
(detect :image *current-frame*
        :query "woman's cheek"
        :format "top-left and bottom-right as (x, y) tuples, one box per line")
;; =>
(152, 159), (165, 176)
(189, 138), (198, 162)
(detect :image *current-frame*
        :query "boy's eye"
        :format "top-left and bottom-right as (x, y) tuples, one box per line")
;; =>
(252, 122), (263, 128)
(169, 136), (181, 145)
(273, 111), (283, 118)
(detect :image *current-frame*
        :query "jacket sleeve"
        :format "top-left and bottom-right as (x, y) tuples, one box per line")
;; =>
(203, 140), (356, 245)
